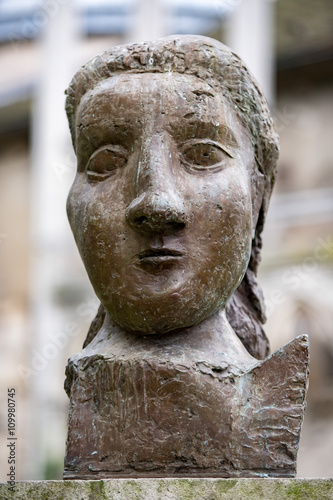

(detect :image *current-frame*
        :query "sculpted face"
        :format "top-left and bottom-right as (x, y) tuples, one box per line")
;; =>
(67, 72), (254, 334)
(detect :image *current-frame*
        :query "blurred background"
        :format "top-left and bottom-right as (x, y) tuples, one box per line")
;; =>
(0, 0), (332, 480)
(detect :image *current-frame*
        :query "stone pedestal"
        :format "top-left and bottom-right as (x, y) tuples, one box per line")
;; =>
(1, 479), (333, 499)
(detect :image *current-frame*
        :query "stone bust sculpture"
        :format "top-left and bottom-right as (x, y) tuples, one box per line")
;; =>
(63, 35), (308, 479)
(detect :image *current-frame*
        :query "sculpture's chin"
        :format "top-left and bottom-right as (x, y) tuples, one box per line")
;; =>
(102, 296), (225, 336)
(106, 311), (198, 336)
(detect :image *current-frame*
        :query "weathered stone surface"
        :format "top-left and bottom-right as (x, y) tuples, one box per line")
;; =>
(64, 335), (308, 479)
(1, 479), (333, 500)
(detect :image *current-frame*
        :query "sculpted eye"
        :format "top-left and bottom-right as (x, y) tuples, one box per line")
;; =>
(86, 145), (127, 181)
(181, 140), (233, 171)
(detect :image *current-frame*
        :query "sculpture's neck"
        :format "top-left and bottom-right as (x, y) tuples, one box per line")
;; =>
(78, 307), (257, 375)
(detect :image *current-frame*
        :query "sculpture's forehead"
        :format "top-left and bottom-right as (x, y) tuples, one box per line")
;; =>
(75, 72), (254, 165)
(76, 72), (245, 149)
(78, 72), (229, 122)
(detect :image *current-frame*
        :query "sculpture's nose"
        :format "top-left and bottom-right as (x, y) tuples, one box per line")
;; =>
(125, 191), (186, 235)
(125, 135), (186, 236)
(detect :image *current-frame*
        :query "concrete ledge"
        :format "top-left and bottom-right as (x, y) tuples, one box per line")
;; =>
(1, 478), (333, 499)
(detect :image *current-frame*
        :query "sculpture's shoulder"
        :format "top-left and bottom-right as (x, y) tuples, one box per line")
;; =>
(250, 334), (309, 382)
(231, 334), (309, 476)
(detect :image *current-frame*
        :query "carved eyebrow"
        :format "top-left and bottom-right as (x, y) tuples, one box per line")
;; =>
(77, 121), (133, 143)
(167, 119), (239, 149)
(215, 124), (238, 147)
(76, 120), (135, 164)
(75, 86), (139, 153)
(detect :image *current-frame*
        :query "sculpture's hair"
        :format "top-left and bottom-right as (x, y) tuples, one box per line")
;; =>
(65, 35), (279, 359)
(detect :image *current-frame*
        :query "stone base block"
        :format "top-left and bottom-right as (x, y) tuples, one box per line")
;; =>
(1, 478), (333, 499)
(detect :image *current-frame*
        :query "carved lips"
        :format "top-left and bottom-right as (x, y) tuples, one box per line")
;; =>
(138, 247), (183, 270)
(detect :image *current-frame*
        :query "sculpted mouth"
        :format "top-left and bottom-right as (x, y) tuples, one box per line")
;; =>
(137, 248), (183, 271)
(138, 248), (183, 262)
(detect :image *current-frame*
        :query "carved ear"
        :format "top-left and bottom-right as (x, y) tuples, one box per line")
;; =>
(251, 169), (265, 238)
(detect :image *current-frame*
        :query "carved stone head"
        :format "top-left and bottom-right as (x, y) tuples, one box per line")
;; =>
(65, 35), (279, 357)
